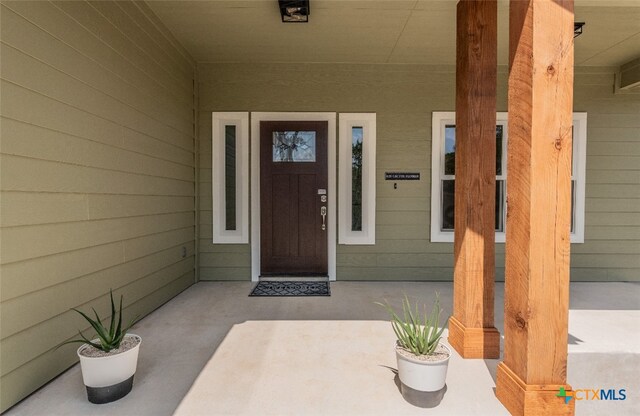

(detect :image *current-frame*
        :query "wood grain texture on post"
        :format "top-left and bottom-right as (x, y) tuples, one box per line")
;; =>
(449, 0), (500, 359)
(497, 0), (575, 415)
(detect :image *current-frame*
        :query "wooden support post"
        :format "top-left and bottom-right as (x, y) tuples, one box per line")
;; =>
(448, 0), (500, 359)
(496, 1), (575, 415)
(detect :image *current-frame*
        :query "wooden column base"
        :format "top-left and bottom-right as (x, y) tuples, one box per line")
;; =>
(447, 316), (500, 359)
(496, 363), (575, 416)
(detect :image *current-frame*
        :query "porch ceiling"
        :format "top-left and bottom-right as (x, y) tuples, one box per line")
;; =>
(146, 0), (640, 67)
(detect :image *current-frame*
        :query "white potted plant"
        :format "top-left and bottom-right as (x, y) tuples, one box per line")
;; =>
(60, 290), (141, 404)
(377, 294), (450, 393)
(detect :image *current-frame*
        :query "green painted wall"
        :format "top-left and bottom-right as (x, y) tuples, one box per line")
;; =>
(0, 1), (196, 411)
(197, 63), (640, 282)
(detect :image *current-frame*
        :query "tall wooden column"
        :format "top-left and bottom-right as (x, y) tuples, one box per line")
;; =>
(448, 0), (500, 359)
(496, 1), (575, 415)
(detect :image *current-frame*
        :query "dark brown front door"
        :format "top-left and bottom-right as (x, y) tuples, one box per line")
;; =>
(260, 121), (328, 276)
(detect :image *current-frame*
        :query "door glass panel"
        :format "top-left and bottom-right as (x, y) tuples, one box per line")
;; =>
(351, 127), (363, 231)
(273, 131), (316, 162)
(444, 125), (456, 175)
(225, 125), (237, 231)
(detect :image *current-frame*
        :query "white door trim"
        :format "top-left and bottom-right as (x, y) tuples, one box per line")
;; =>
(250, 112), (337, 282)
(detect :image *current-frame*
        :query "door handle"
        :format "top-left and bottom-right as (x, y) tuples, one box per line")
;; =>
(320, 206), (327, 231)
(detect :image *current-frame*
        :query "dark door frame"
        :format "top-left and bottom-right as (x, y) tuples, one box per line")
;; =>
(250, 112), (337, 282)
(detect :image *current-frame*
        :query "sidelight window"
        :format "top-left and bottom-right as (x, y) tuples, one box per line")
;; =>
(212, 112), (249, 243)
(339, 114), (376, 245)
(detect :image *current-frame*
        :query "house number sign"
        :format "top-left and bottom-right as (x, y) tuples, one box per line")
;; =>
(385, 172), (420, 180)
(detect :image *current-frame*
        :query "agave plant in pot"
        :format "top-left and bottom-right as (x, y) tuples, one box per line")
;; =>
(60, 290), (140, 404)
(377, 294), (450, 393)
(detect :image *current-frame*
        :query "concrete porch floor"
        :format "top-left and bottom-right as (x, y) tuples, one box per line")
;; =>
(6, 281), (639, 416)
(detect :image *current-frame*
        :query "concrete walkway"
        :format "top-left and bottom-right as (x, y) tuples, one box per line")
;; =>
(6, 281), (640, 416)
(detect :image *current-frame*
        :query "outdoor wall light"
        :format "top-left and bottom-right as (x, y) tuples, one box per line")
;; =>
(278, 0), (310, 23)
(574, 22), (585, 38)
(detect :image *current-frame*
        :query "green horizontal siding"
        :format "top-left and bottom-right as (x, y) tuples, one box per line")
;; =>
(198, 64), (639, 283)
(0, 1), (196, 411)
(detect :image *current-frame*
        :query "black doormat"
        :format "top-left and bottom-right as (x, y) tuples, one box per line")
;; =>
(249, 281), (330, 297)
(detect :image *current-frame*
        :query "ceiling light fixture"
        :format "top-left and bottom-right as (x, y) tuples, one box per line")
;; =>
(574, 22), (585, 38)
(278, 0), (310, 23)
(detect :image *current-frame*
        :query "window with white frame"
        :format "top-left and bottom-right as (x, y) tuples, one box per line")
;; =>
(212, 112), (249, 243)
(430, 112), (587, 243)
(339, 113), (376, 244)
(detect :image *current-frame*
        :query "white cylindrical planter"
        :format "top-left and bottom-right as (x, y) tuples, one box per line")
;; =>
(77, 334), (141, 404)
(396, 344), (451, 392)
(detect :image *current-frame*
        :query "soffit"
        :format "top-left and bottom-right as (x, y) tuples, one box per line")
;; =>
(146, 0), (640, 66)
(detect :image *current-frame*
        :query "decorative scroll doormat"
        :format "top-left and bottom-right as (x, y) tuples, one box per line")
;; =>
(249, 281), (330, 297)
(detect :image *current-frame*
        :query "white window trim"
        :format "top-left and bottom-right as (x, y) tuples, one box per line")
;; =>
(212, 112), (249, 244)
(430, 112), (508, 243)
(430, 112), (452, 244)
(572, 112), (588, 243)
(430, 111), (587, 244)
(339, 113), (376, 245)
(250, 112), (337, 282)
